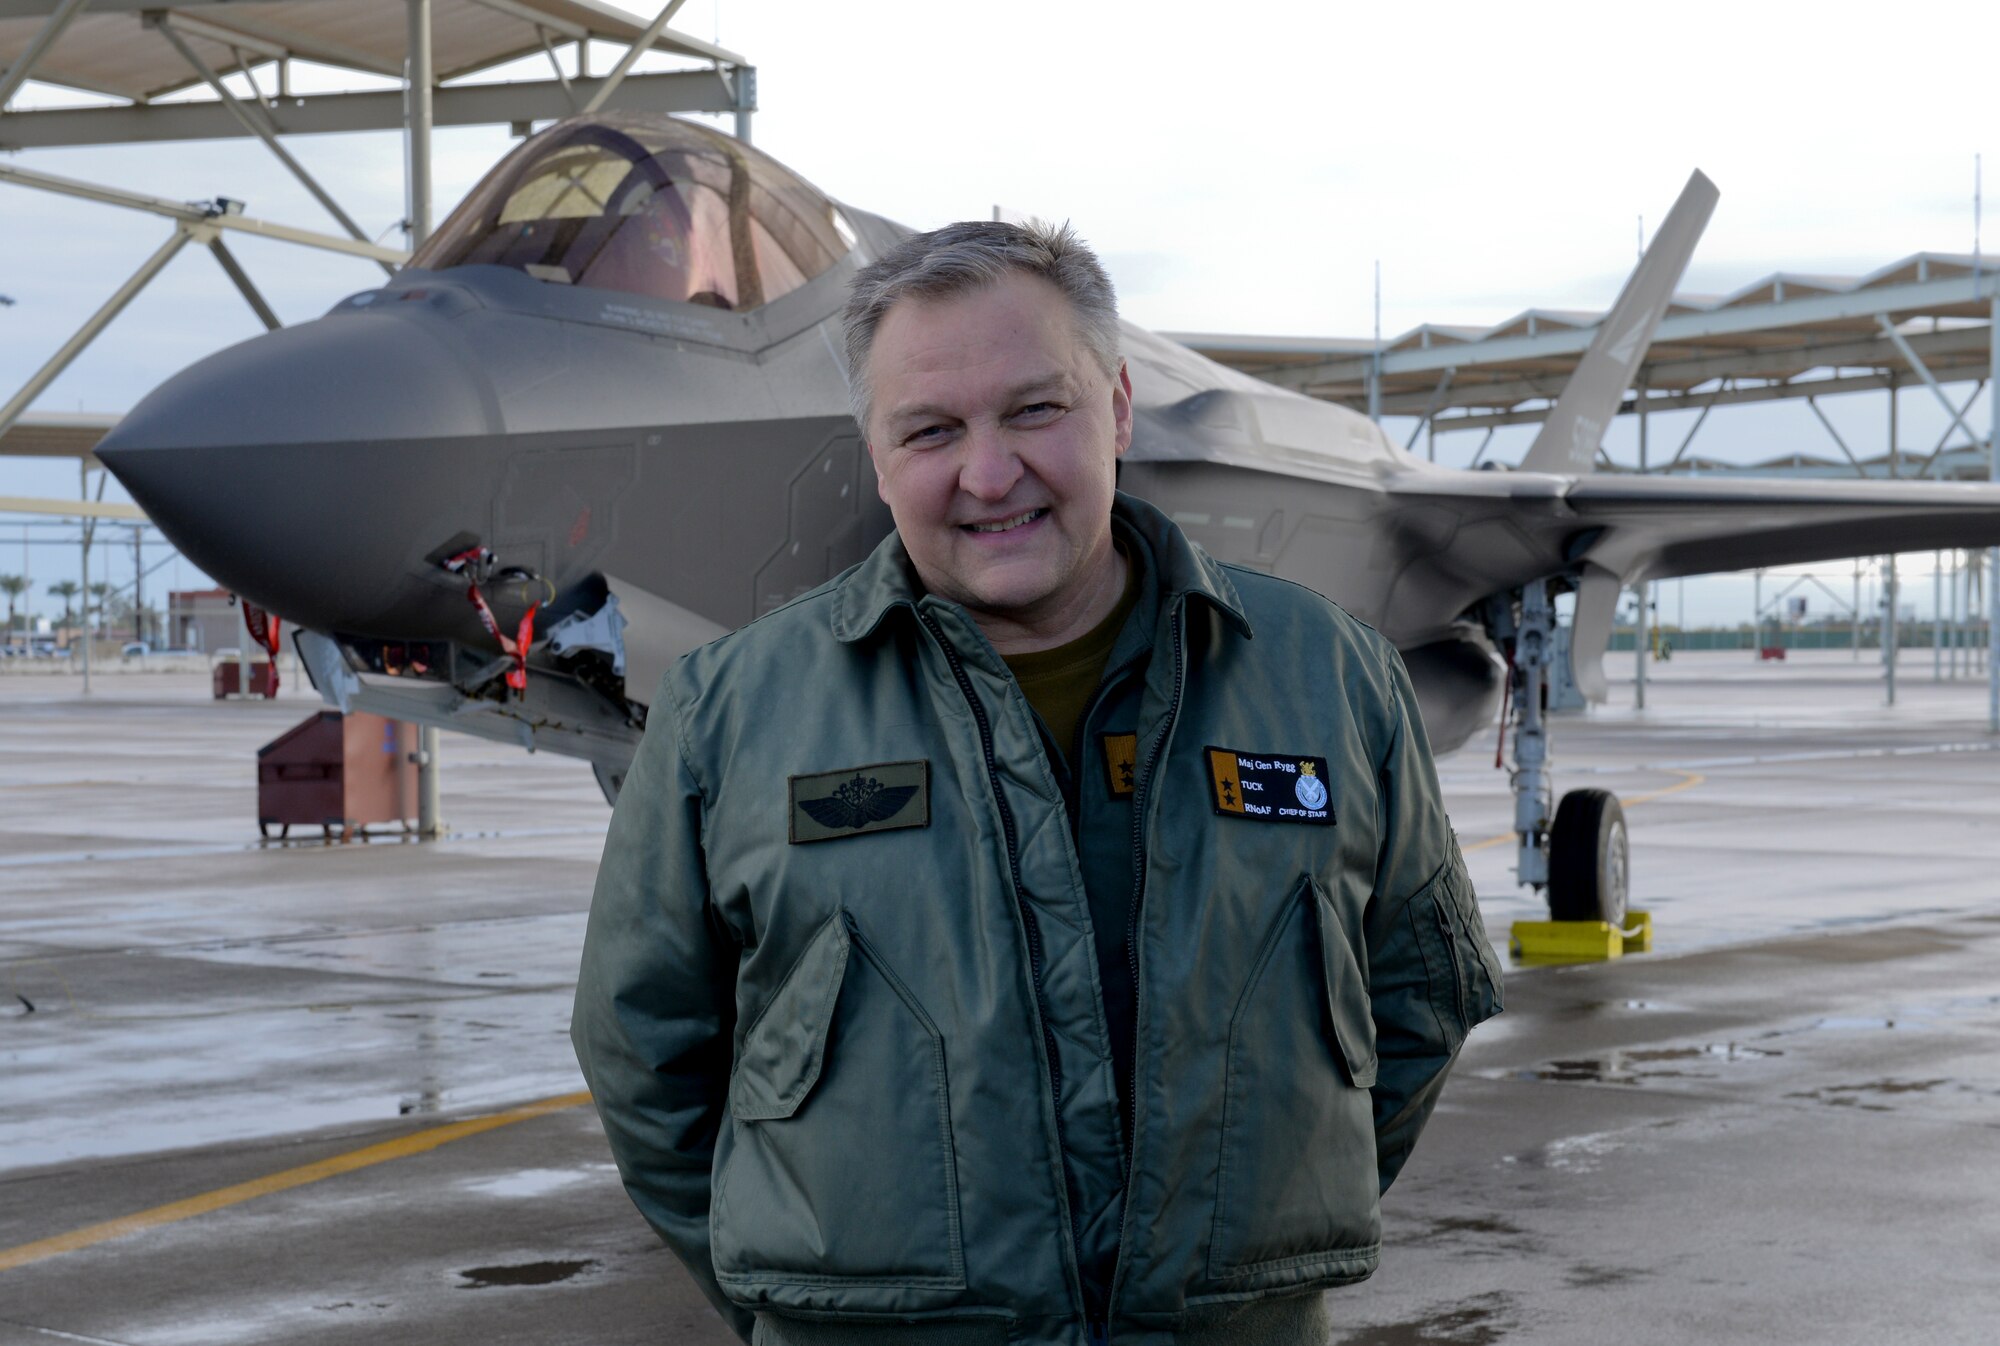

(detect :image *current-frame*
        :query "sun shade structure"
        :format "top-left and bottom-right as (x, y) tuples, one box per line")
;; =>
(1172, 254), (1999, 471)
(0, 0), (751, 146)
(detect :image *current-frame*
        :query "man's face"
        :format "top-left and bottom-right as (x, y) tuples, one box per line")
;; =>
(862, 271), (1132, 638)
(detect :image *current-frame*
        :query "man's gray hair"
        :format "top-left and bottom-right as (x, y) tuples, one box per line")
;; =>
(842, 219), (1121, 432)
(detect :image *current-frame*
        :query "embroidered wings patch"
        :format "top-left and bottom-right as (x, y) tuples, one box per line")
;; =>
(789, 760), (930, 844)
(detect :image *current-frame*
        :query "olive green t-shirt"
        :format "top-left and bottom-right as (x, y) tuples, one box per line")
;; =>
(1000, 549), (1142, 766)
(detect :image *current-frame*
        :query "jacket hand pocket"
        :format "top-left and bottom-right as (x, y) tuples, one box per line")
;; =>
(714, 908), (965, 1295)
(1408, 839), (1503, 1052)
(1208, 875), (1381, 1285)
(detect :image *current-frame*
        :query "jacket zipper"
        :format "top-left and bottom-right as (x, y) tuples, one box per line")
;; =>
(1121, 606), (1187, 1172)
(917, 611), (1087, 1302)
(1433, 896), (1467, 1024)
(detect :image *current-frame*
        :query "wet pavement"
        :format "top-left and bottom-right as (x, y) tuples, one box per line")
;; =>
(4, 653), (1999, 1344)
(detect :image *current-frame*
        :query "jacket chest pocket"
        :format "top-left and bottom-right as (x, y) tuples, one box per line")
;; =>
(1208, 874), (1380, 1285)
(713, 908), (966, 1296)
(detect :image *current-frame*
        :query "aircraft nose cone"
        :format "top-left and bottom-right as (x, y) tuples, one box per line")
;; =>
(99, 307), (504, 636)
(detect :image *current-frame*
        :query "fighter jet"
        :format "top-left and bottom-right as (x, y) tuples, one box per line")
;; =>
(95, 111), (2000, 923)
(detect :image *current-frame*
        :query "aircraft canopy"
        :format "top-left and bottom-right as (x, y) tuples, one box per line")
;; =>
(413, 113), (851, 312)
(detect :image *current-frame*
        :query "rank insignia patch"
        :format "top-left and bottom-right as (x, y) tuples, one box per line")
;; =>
(1206, 747), (1335, 825)
(1100, 732), (1138, 798)
(789, 760), (930, 844)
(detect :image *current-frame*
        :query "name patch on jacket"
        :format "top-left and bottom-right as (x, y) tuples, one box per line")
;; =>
(1205, 747), (1334, 825)
(789, 761), (930, 844)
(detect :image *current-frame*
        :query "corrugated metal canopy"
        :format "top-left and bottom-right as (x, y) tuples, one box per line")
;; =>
(1170, 253), (1999, 422)
(0, 410), (119, 466)
(0, 0), (741, 103)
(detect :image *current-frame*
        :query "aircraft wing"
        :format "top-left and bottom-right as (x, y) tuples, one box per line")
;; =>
(1378, 467), (2000, 587)
(1560, 473), (2000, 581)
(1363, 466), (2000, 720)
(1345, 466), (2000, 655)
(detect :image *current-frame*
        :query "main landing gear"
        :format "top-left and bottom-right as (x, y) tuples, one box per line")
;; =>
(1489, 579), (1630, 926)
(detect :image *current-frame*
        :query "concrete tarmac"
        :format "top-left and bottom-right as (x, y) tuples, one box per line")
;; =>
(3, 652), (1998, 1344)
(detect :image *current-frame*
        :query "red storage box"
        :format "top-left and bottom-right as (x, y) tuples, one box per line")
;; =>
(257, 711), (417, 839)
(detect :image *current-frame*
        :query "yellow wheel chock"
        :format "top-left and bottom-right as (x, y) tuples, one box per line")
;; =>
(1510, 910), (1652, 965)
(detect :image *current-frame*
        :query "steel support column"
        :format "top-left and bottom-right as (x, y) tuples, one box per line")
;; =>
(1638, 380), (1648, 472)
(417, 724), (443, 837)
(79, 460), (89, 694)
(406, 0), (433, 247)
(1634, 585), (1646, 708)
(0, 226), (196, 439)
(1934, 553), (1943, 680)
(1989, 294), (1999, 732)
(1886, 385), (1899, 704)
(0, 0), (89, 109)
(405, 0), (440, 831)
(733, 64), (755, 143)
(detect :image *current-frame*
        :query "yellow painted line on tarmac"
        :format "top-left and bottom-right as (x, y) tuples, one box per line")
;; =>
(1618, 768), (1706, 809)
(1461, 768), (1707, 854)
(0, 1091), (592, 1274)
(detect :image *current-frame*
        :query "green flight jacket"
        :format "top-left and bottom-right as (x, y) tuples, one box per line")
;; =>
(571, 493), (1503, 1346)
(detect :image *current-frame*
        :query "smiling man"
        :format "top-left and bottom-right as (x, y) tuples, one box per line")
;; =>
(573, 221), (1503, 1346)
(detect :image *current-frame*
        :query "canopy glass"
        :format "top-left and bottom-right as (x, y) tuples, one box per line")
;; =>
(413, 113), (850, 311)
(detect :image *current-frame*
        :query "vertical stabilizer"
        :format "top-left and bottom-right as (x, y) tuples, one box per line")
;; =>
(1519, 171), (1719, 476)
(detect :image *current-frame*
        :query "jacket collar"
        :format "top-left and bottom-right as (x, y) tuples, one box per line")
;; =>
(831, 490), (1251, 644)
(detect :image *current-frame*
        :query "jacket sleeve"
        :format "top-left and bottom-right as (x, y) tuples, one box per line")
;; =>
(1359, 645), (1504, 1195)
(571, 690), (753, 1342)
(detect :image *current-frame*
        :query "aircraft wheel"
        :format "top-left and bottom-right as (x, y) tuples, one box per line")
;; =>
(1547, 788), (1628, 925)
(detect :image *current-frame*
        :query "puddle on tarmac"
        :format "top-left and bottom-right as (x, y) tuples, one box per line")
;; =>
(458, 1259), (597, 1289)
(1786, 1078), (1954, 1110)
(1335, 1291), (1515, 1346)
(1570, 999), (1687, 1015)
(1510, 1042), (1780, 1086)
(461, 1167), (607, 1199)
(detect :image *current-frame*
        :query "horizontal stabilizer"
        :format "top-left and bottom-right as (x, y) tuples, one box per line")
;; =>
(1519, 171), (1720, 477)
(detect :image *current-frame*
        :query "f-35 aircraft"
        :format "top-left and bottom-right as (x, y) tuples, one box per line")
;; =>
(95, 111), (2000, 922)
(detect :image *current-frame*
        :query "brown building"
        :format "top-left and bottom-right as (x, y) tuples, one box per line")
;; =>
(167, 589), (244, 653)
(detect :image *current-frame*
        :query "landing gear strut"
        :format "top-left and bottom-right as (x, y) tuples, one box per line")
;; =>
(1493, 578), (1629, 924)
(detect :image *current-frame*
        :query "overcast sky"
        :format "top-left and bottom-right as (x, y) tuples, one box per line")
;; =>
(1, 0), (1995, 624)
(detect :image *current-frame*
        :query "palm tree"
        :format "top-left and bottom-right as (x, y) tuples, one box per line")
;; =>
(0, 574), (25, 649)
(46, 580), (79, 632)
(87, 582), (112, 640)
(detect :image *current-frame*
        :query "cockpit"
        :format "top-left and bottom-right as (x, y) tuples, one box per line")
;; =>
(411, 112), (854, 311)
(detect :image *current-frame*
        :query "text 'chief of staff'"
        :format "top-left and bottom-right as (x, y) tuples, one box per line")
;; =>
(571, 220), (1503, 1346)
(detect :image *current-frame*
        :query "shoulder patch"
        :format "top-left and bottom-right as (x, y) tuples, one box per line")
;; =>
(1100, 732), (1138, 799)
(789, 761), (930, 844)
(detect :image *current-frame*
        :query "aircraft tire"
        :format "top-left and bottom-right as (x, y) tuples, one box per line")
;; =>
(1547, 788), (1628, 925)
